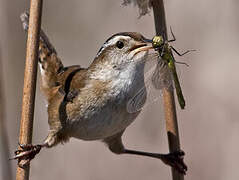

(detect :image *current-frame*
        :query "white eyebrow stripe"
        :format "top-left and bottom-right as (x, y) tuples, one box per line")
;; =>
(96, 35), (131, 57)
(106, 36), (131, 46)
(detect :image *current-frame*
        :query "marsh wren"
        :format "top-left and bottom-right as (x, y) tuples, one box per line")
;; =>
(12, 13), (187, 174)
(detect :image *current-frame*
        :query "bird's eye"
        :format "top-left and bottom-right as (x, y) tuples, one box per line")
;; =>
(116, 41), (124, 49)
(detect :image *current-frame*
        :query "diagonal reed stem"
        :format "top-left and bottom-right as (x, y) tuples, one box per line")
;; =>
(16, 0), (43, 180)
(151, 0), (184, 180)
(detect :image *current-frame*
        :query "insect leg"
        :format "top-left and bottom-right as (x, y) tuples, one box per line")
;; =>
(171, 46), (195, 56)
(168, 26), (176, 42)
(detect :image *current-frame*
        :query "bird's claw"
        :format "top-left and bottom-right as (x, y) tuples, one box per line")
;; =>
(10, 143), (42, 168)
(162, 150), (187, 175)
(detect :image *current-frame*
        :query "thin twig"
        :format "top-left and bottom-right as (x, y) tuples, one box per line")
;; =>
(16, 0), (43, 180)
(151, 0), (184, 180)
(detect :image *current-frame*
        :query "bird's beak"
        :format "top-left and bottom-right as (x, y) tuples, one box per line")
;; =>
(143, 38), (153, 44)
(135, 44), (153, 52)
(131, 39), (154, 54)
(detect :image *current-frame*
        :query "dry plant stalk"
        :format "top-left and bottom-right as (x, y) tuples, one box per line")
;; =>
(16, 0), (43, 180)
(123, 0), (185, 179)
(151, 0), (184, 180)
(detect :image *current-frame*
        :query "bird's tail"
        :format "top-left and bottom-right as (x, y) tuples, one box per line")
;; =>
(20, 12), (64, 100)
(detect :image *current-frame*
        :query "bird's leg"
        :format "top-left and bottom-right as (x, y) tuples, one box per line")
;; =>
(10, 142), (48, 168)
(104, 131), (187, 174)
(123, 149), (187, 174)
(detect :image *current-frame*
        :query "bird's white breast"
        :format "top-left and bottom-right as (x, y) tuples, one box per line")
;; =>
(69, 60), (147, 141)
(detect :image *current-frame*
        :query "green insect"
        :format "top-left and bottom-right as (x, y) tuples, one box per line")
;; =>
(151, 29), (193, 109)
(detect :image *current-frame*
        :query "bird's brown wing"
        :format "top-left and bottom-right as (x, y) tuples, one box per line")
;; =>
(45, 67), (87, 147)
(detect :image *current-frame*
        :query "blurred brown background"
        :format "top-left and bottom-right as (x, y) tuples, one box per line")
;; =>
(1, 0), (239, 179)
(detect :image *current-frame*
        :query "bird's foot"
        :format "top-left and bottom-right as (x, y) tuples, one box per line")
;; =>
(10, 143), (42, 168)
(161, 150), (187, 175)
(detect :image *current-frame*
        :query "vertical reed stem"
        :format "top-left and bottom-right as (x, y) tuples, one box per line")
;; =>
(16, 0), (43, 180)
(151, 0), (184, 180)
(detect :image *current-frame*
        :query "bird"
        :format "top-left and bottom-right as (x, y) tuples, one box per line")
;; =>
(12, 12), (187, 174)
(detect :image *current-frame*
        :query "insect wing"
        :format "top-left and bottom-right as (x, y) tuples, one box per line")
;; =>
(151, 58), (173, 90)
(127, 53), (173, 113)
